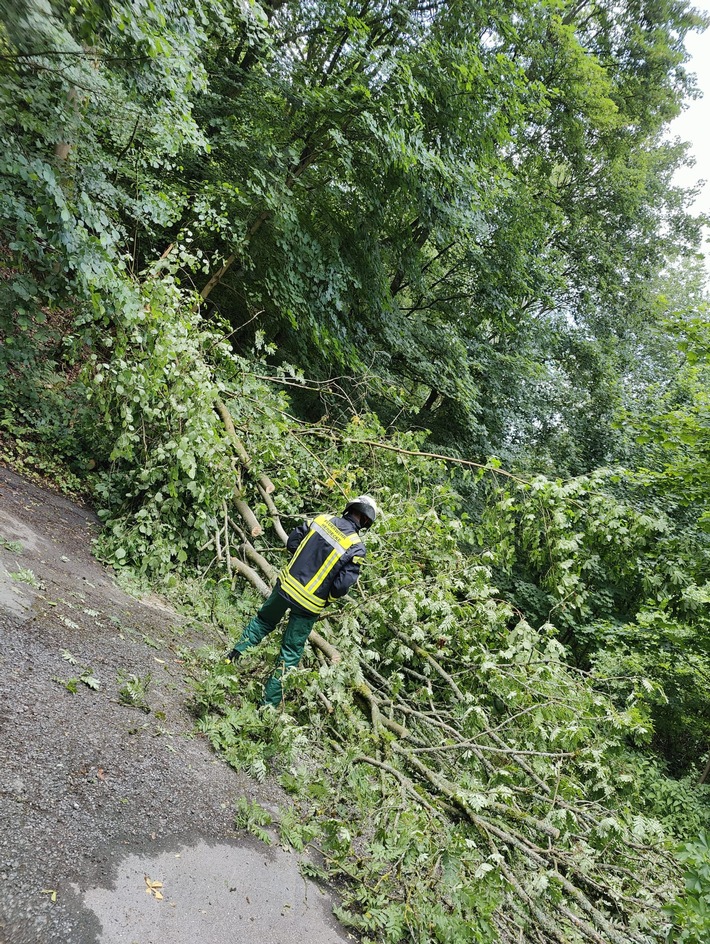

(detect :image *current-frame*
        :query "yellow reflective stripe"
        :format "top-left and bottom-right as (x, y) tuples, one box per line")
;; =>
(279, 571), (326, 613)
(304, 548), (340, 593)
(314, 514), (361, 550)
(280, 514), (362, 613)
(282, 579), (321, 612)
(352, 555), (364, 565)
(280, 571), (312, 606)
(288, 523), (317, 568)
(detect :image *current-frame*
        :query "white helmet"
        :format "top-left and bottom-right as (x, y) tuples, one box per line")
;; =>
(344, 494), (379, 529)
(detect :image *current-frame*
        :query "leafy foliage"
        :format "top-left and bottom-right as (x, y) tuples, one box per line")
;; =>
(2, 0), (705, 467)
(2, 0), (710, 941)
(117, 670), (152, 712)
(52, 649), (101, 692)
(666, 833), (710, 944)
(179, 398), (710, 942)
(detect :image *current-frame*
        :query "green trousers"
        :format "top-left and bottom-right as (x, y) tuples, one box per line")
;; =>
(234, 586), (317, 706)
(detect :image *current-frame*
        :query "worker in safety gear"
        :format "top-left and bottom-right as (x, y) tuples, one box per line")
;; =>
(227, 495), (378, 706)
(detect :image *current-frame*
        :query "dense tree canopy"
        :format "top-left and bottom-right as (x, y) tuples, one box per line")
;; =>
(1, 0), (706, 460)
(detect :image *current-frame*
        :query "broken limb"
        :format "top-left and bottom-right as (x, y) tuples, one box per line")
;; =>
(234, 498), (263, 538)
(257, 483), (289, 545)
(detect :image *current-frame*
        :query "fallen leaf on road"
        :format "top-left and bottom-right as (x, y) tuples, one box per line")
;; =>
(144, 876), (165, 900)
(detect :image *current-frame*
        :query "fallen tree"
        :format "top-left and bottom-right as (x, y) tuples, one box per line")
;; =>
(83, 287), (700, 941)
(196, 396), (681, 944)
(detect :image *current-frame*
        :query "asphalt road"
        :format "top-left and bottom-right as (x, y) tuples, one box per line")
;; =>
(0, 466), (354, 944)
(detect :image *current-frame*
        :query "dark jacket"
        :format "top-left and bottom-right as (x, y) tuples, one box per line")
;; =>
(278, 512), (366, 615)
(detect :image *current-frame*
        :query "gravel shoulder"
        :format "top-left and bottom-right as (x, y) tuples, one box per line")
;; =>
(0, 467), (353, 944)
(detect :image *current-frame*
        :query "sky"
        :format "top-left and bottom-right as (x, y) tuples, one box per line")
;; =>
(670, 0), (710, 238)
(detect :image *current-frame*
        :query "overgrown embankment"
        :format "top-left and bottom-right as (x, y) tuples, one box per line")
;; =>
(1, 264), (710, 941)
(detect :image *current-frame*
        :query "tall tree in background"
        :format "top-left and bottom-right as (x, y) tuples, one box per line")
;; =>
(0, 0), (706, 468)
(171, 0), (705, 464)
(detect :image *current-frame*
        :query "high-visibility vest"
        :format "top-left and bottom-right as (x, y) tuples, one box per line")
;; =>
(279, 514), (364, 614)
